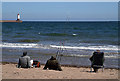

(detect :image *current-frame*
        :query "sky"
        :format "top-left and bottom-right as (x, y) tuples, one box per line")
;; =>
(1, 0), (120, 2)
(2, 2), (118, 21)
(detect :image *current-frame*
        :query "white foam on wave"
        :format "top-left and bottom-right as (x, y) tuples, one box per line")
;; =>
(72, 34), (77, 36)
(1, 43), (38, 48)
(1, 42), (119, 59)
(69, 54), (119, 58)
(38, 32), (41, 34)
(70, 54), (90, 57)
(50, 45), (119, 51)
(104, 56), (119, 58)
(1, 42), (119, 51)
(1, 42), (52, 49)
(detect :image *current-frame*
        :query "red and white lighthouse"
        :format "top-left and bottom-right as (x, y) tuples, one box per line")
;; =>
(17, 14), (20, 21)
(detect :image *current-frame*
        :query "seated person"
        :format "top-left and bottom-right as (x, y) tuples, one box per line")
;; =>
(18, 52), (31, 68)
(89, 50), (105, 72)
(43, 56), (62, 71)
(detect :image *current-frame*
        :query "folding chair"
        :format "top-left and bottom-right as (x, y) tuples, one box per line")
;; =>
(91, 65), (104, 72)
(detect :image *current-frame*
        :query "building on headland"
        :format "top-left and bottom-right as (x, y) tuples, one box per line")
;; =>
(0, 13), (22, 22)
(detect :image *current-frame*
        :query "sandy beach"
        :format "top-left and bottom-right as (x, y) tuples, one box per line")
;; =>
(2, 63), (119, 79)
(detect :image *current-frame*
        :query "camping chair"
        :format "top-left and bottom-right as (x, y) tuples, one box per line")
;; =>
(91, 65), (104, 72)
(90, 53), (104, 72)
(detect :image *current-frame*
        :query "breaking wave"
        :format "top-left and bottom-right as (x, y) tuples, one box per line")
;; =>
(50, 45), (119, 51)
(1, 42), (119, 59)
(1, 42), (119, 51)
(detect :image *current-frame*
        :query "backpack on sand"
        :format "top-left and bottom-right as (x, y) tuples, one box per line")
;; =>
(32, 60), (41, 68)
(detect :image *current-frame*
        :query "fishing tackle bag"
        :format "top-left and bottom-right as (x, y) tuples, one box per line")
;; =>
(32, 60), (41, 68)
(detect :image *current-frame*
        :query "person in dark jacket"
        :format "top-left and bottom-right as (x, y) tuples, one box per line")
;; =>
(43, 56), (62, 71)
(18, 52), (31, 68)
(89, 50), (105, 72)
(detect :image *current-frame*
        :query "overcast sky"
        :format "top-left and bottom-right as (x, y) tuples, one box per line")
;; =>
(2, 2), (118, 21)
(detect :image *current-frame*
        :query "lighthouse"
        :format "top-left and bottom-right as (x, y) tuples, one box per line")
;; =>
(16, 13), (22, 22)
(17, 14), (20, 21)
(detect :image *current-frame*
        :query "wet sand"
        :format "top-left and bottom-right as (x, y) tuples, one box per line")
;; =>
(2, 63), (119, 79)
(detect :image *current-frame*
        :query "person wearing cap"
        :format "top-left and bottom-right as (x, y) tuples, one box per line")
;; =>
(18, 52), (31, 68)
(89, 50), (105, 72)
(43, 56), (62, 71)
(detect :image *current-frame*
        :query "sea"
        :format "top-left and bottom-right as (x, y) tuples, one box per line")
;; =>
(1, 21), (119, 69)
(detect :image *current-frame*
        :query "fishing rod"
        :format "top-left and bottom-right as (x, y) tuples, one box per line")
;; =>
(56, 14), (69, 62)
(56, 41), (68, 62)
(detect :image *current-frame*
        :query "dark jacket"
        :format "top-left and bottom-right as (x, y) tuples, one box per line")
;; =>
(90, 51), (105, 67)
(43, 57), (62, 71)
(18, 55), (31, 68)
